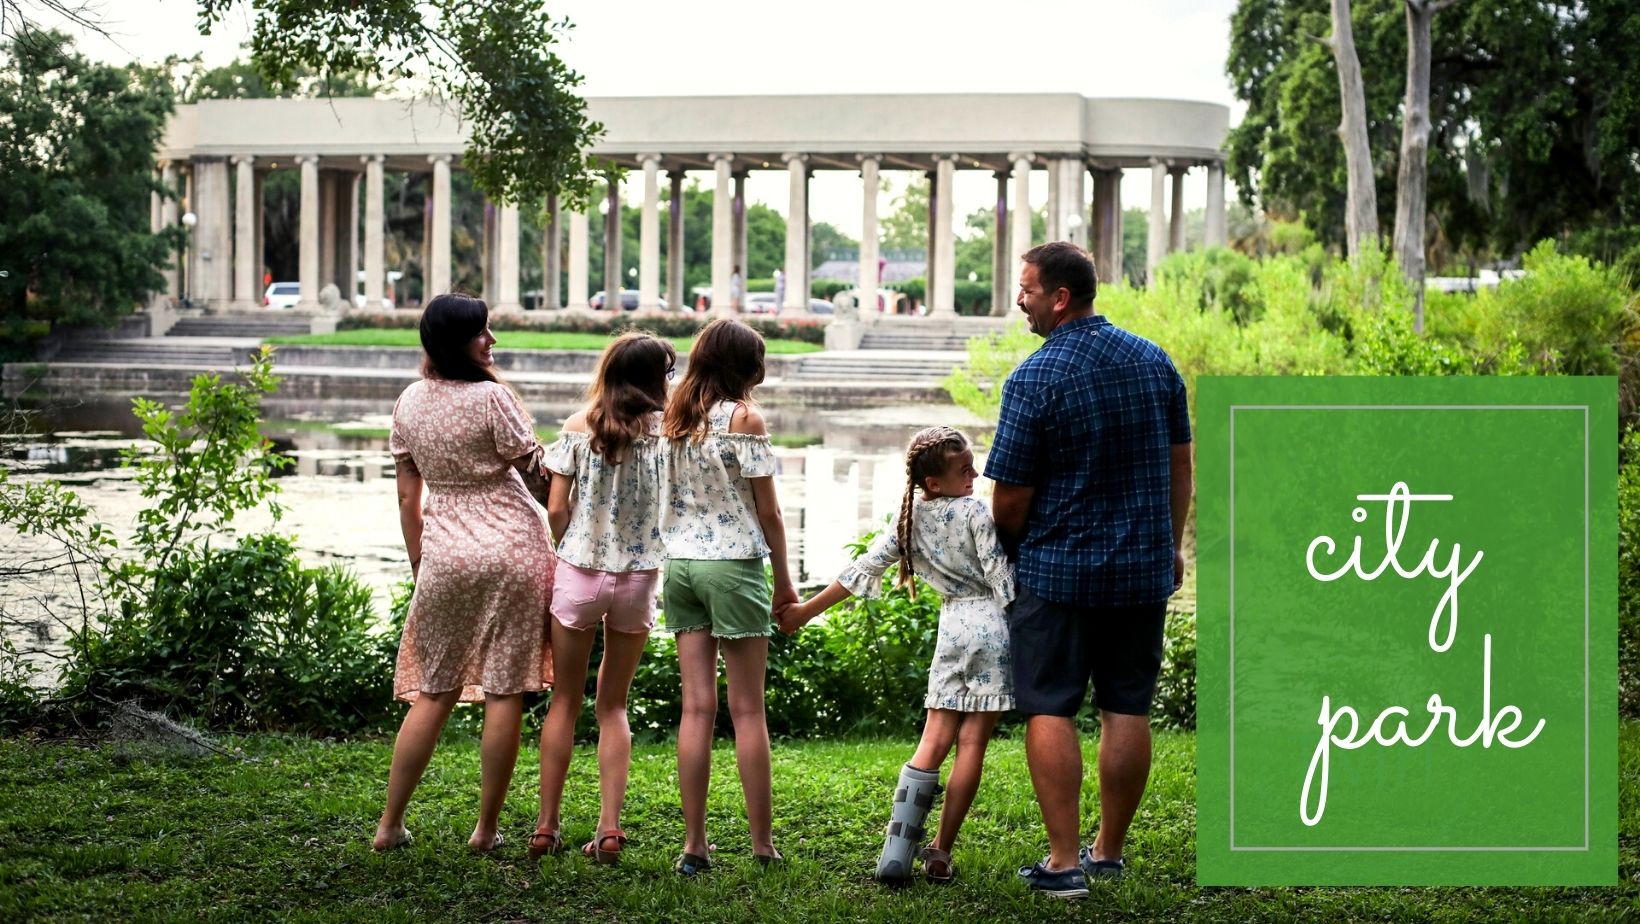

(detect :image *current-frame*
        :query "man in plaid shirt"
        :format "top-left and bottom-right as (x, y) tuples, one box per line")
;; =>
(986, 241), (1193, 897)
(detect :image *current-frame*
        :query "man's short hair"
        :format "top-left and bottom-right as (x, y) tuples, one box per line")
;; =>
(1022, 241), (1097, 309)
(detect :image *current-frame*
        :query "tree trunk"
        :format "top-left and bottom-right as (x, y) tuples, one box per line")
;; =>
(1393, 0), (1457, 332)
(1330, 0), (1379, 259)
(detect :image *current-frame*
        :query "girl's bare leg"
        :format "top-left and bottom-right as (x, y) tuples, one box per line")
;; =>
(592, 629), (650, 833)
(535, 619), (596, 836)
(675, 630), (720, 858)
(722, 636), (774, 856)
(928, 711), (1002, 853)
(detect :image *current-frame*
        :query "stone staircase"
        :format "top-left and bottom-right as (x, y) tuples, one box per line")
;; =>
(857, 316), (1012, 351)
(48, 337), (263, 367)
(784, 350), (966, 382)
(167, 314), (317, 338)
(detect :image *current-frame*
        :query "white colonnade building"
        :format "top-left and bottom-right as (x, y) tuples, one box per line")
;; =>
(152, 95), (1228, 315)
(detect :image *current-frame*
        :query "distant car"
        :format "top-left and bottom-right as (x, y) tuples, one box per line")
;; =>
(262, 282), (300, 309)
(744, 293), (780, 314)
(809, 298), (834, 315)
(590, 290), (669, 311)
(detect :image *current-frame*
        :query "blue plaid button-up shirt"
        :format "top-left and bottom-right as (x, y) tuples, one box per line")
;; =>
(984, 314), (1191, 606)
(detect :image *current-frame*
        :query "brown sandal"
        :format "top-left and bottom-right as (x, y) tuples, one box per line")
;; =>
(527, 829), (564, 858)
(582, 829), (627, 865)
(920, 846), (955, 884)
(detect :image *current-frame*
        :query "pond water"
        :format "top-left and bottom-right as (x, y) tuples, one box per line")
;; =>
(1, 394), (993, 682)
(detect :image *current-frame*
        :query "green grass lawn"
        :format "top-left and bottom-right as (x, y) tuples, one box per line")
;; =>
(263, 329), (823, 355)
(2, 726), (1636, 922)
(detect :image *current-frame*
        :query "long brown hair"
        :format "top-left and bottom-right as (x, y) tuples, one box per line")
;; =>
(419, 293), (503, 384)
(585, 331), (675, 464)
(895, 426), (971, 590)
(661, 318), (766, 442)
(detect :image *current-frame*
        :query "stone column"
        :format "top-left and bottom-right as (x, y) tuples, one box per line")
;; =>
(1045, 158), (1062, 242)
(544, 194), (562, 309)
(1092, 168), (1123, 285)
(1170, 166), (1188, 254)
(1063, 158), (1089, 249)
(639, 155), (662, 311)
(667, 170), (685, 310)
(857, 154), (880, 319)
(991, 170), (1010, 316)
(495, 204), (522, 312)
(603, 174), (622, 311)
(1010, 153), (1033, 265)
(732, 170), (748, 308)
(931, 154), (957, 317)
(348, 172), (361, 301)
(480, 201), (495, 303)
(925, 169), (938, 313)
(232, 155), (257, 310)
(362, 154), (385, 309)
(780, 152), (808, 314)
(568, 208), (590, 309)
(428, 154), (452, 297)
(190, 157), (232, 311)
(252, 171), (264, 296)
(296, 155), (321, 311)
(1147, 159), (1168, 280)
(710, 154), (734, 316)
(159, 161), (180, 303)
(1206, 161), (1227, 248)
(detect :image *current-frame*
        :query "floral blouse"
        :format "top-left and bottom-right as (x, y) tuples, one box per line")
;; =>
(839, 495), (1015, 604)
(541, 414), (665, 572)
(660, 400), (779, 561)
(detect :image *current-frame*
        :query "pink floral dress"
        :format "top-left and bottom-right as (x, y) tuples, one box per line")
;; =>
(388, 378), (555, 702)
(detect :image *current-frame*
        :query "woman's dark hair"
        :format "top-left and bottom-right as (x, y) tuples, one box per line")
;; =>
(585, 331), (676, 464)
(419, 293), (501, 384)
(662, 318), (766, 442)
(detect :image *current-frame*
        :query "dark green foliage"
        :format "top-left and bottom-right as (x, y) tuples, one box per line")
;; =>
(0, 31), (179, 345)
(1622, 429), (1640, 717)
(1154, 248), (1262, 325)
(61, 534), (395, 732)
(198, 0), (604, 209)
(1153, 610), (1197, 731)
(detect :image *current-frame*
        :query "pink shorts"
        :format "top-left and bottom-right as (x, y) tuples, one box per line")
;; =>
(550, 560), (659, 634)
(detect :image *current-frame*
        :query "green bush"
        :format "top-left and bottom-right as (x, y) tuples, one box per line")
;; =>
(1620, 430), (1640, 716)
(1153, 609), (1196, 731)
(62, 534), (396, 732)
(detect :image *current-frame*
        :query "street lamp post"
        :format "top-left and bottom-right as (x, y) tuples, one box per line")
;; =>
(180, 211), (198, 309)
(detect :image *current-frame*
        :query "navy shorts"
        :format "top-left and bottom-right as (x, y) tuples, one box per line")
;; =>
(1006, 585), (1167, 717)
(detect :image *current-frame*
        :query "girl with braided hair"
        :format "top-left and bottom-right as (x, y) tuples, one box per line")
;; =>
(781, 426), (1014, 883)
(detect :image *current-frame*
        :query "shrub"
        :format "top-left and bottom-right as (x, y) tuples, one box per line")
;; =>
(1153, 609), (1196, 731)
(1620, 429), (1640, 716)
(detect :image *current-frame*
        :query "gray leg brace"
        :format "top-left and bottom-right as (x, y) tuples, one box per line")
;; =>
(875, 763), (940, 881)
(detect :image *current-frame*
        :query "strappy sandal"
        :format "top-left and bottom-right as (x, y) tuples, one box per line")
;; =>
(582, 829), (627, 865)
(527, 829), (564, 859)
(920, 846), (955, 884)
(674, 851), (712, 876)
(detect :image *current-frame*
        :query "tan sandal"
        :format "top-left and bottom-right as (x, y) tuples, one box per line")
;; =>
(527, 829), (564, 858)
(920, 846), (955, 884)
(582, 829), (627, 865)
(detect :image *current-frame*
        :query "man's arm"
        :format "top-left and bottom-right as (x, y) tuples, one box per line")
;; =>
(991, 482), (1035, 556)
(1170, 441), (1194, 592)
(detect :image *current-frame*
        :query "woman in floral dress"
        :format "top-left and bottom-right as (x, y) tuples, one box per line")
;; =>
(373, 293), (555, 853)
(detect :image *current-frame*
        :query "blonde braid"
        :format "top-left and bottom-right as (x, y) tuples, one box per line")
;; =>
(895, 426), (968, 591)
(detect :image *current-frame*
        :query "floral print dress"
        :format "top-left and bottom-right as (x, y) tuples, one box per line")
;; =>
(839, 495), (1016, 712)
(388, 379), (555, 702)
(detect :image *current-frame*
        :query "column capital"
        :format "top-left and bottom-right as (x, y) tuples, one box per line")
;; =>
(294, 154), (322, 166)
(780, 152), (807, 166)
(1008, 152), (1035, 166)
(932, 153), (959, 165)
(1168, 163), (1189, 176)
(638, 153), (662, 167)
(1149, 156), (1167, 169)
(427, 153), (453, 166)
(229, 154), (255, 167)
(707, 152), (735, 165)
(666, 167), (688, 180)
(360, 153), (386, 165)
(856, 153), (882, 164)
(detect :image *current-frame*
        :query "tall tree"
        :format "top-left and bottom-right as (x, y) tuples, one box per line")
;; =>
(0, 31), (176, 342)
(1329, 0), (1379, 257)
(880, 176), (930, 252)
(1393, 0), (1461, 330)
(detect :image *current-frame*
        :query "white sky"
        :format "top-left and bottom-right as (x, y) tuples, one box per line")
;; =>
(51, 0), (1244, 239)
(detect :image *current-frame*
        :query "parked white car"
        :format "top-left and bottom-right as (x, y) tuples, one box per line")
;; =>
(262, 282), (300, 309)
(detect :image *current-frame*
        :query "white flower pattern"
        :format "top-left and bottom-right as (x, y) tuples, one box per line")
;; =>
(659, 400), (778, 561)
(839, 495), (1015, 712)
(542, 415), (665, 572)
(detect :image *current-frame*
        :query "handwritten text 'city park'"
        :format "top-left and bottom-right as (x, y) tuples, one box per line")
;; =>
(1297, 482), (1545, 826)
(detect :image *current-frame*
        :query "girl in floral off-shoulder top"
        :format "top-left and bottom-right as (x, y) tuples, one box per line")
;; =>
(659, 318), (796, 875)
